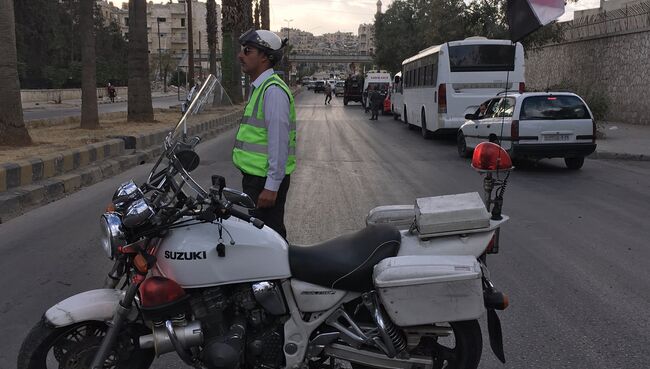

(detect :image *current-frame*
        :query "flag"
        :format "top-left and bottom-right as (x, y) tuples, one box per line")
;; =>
(507, 0), (566, 42)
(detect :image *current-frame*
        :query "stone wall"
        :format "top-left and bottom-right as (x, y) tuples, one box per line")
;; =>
(525, 30), (650, 125)
(525, 1), (650, 125)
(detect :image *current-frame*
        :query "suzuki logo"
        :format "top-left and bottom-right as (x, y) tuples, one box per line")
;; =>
(164, 251), (207, 260)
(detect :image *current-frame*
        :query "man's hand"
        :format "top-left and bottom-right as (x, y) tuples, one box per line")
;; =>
(257, 189), (278, 208)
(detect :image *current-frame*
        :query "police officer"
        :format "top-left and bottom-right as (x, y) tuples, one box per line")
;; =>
(232, 29), (296, 239)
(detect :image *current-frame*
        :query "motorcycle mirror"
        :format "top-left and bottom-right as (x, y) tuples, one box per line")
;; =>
(223, 187), (256, 209)
(176, 150), (200, 172)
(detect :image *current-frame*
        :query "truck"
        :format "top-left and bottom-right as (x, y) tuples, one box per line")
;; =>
(343, 75), (364, 106)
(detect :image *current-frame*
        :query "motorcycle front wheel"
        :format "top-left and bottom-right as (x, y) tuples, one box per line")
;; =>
(17, 318), (154, 369)
(351, 320), (482, 369)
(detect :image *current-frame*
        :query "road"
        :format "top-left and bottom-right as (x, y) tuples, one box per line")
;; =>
(23, 95), (183, 121)
(1, 90), (649, 369)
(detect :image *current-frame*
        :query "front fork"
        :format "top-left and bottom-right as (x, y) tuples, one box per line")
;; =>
(91, 264), (141, 369)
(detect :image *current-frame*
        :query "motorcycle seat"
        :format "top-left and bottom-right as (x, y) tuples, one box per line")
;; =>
(288, 224), (400, 292)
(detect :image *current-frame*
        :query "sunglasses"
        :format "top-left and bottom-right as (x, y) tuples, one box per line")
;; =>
(241, 46), (256, 55)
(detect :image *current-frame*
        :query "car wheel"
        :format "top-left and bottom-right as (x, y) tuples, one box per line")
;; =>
(343, 98), (348, 106)
(457, 132), (472, 158)
(565, 157), (585, 170)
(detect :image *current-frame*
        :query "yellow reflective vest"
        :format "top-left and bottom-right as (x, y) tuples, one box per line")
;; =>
(232, 74), (296, 177)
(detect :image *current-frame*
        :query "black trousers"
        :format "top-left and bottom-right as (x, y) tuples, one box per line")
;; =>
(242, 173), (291, 239)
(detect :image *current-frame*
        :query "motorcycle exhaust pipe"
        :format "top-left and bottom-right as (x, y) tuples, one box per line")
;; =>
(139, 320), (203, 357)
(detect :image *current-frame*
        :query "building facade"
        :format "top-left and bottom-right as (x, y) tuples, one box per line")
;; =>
(97, 0), (221, 76)
(357, 23), (375, 55)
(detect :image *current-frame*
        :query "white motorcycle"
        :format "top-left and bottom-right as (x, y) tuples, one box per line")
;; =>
(18, 75), (513, 369)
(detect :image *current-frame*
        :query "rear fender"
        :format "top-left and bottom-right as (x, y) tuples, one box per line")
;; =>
(44, 289), (138, 327)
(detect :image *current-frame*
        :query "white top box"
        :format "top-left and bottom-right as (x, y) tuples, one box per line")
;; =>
(415, 192), (490, 236)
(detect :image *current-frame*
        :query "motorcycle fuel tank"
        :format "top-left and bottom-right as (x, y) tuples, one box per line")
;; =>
(155, 217), (291, 288)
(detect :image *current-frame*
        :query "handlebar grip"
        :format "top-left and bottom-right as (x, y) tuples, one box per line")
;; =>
(228, 207), (265, 229)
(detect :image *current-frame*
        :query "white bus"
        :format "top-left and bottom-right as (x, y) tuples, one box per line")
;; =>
(401, 37), (525, 138)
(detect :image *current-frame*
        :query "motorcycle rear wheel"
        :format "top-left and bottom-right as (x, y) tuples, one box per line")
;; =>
(17, 318), (154, 369)
(351, 320), (482, 369)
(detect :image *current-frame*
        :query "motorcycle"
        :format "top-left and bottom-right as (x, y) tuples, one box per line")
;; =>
(18, 74), (513, 369)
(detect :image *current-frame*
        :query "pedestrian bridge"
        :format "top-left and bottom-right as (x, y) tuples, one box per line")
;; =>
(287, 54), (374, 63)
(176, 53), (373, 65)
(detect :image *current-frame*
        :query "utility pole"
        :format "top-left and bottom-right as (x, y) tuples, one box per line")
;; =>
(284, 19), (293, 84)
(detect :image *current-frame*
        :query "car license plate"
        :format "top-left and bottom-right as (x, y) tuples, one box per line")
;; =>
(543, 134), (570, 141)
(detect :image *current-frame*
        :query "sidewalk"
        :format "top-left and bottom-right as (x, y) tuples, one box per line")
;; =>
(592, 122), (650, 161)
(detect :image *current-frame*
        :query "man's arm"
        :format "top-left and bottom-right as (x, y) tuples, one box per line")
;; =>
(258, 85), (290, 208)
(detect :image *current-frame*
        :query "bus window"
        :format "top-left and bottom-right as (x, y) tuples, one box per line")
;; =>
(449, 44), (515, 72)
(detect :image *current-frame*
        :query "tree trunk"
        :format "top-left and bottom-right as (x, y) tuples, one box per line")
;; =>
(0, 0), (31, 146)
(127, 0), (153, 122)
(206, 0), (217, 76)
(260, 0), (269, 29)
(187, 0), (194, 85)
(79, 0), (99, 129)
(254, 0), (260, 29)
(221, 0), (243, 103)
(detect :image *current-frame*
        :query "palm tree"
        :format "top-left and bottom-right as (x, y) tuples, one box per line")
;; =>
(0, 0), (32, 146)
(206, 0), (217, 76)
(127, 0), (153, 122)
(186, 0), (194, 85)
(79, 0), (99, 129)
(221, 0), (244, 103)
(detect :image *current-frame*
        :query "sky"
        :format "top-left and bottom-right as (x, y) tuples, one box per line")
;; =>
(116, 0), (602, 35)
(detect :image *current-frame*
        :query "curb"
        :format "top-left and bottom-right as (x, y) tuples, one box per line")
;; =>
(0, 109), (243, 224)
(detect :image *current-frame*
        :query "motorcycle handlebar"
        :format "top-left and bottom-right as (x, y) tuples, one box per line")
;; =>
(226, 206), (265, 229)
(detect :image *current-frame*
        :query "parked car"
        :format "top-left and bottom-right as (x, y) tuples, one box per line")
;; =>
(334, 81), (345, 96)
(313, 80), (326, 93)
(457, 92), (597, 169)
(306, 81), (315, 90)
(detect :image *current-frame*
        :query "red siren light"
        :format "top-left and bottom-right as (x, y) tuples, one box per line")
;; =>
(139, 276), (186, 309)
(471, 142), (513, 172)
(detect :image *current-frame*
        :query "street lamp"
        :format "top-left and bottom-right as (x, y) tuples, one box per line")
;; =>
(283, 18), (293, 40)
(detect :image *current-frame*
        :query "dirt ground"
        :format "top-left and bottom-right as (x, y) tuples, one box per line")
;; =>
(0, 107), (240, 163)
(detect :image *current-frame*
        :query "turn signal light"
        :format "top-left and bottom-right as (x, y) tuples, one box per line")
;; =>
(134, 254), (149, 273)
(484, 289), (509, 310)
(471, 142), (513, 172)
(106, 203), (116, 212)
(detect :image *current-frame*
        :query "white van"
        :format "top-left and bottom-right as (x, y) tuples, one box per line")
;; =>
(401, 37), (525, 138)
(362, 70), (392, 109)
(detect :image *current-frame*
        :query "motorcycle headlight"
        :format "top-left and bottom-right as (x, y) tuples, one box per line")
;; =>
(100, 213), (127, 259)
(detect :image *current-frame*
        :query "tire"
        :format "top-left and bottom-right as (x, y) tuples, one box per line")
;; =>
(565, 157), (585, 170)
(421, 110), (434, 139)
(17, 318), (154, 369)
(393, 113), (398, 121)
(457, 132), (472, 158)
(350, 320), (482, 369)
(343, 98), (348, 106)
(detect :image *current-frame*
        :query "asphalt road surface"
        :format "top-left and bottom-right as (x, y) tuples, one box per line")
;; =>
(1, 90), (649, 369)
(23, 95), (183, 121)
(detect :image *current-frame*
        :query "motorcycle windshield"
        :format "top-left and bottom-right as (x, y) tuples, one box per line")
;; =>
(148, 74), (234, 189)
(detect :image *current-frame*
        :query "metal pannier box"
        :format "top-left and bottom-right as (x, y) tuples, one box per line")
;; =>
(373, 255), (484, 326)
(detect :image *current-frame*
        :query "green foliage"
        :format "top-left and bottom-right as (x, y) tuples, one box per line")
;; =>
(14, 0), (128, 89)
(374, 0), (566, 73)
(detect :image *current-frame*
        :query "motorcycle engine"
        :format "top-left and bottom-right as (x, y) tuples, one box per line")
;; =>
(188, 282), (287, 369)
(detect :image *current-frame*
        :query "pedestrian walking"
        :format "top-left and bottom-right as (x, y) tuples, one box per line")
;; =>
(324, 83), (332, 105)
(107, 83), (116, 103)
(233, 28), (295, 239)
